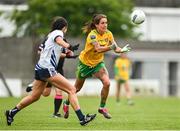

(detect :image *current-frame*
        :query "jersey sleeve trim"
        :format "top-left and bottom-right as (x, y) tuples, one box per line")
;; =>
(54, 35), (63, 42)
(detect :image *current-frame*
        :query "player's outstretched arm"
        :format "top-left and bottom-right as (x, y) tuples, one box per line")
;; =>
(121, 44), (131, 53)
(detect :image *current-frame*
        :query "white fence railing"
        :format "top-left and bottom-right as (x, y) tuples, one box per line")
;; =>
(0, 79), (22, 97)
(0, 79), (159, 97)
(68, 79), (160, 96)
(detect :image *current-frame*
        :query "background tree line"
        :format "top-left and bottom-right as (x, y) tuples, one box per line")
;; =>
(9, 0), (139, 39)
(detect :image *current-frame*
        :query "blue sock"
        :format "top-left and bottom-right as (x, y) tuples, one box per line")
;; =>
(10, 107), (20, 117)
(75, 109), (84, 121)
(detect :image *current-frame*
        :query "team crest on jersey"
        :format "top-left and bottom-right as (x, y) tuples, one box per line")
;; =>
(90, 35), (96, 40)
(104, 38), (108, 42)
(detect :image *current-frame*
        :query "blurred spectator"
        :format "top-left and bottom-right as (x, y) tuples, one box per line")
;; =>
(114, 53), (134, 105)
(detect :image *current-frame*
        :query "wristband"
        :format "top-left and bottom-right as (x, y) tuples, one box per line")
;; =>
(110, 44), (116, 50)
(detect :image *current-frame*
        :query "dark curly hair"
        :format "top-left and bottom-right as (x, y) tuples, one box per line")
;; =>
(51, 16), (68, 31)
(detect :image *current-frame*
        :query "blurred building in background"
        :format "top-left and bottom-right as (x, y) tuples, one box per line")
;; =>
(0, 0), (180, 97)
(129, 0), (180, 97)
(135, 0), (180, 7)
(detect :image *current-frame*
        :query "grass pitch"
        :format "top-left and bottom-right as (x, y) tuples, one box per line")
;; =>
(0, 96), (180, 130)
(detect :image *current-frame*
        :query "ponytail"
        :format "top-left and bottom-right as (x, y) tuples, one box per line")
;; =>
(82, 14), (107, 34)
(82, 21), (96, 34)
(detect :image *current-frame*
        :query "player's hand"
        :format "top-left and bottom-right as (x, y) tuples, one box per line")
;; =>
(114, 46), (121, 53)
(66, 55), (79, 59)
(121, 44), (131, 53)
(68, 44), (80, 51)
(71, 44), (80, 51)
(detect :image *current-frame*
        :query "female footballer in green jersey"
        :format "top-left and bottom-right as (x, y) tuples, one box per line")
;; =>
(63, 14), (131, 119)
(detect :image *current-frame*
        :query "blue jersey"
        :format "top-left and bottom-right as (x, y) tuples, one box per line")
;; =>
(35, 30), (64, 70)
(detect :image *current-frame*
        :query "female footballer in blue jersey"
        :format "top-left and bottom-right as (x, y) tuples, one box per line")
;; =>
(26, 39), (79, 118)
(5, 16), (96, 126)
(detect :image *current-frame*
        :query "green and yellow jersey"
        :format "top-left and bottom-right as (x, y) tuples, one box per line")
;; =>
(79, 29), (113, 67)
(114, 57), (131, 81)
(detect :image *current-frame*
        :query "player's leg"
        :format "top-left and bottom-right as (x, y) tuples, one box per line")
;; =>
(124, 81), (134, 105)
(75, 78), (86, 92)
(93, 67), (112, 119)
(55, 68), (65, 118)
(41, 83), (63, 117)
(63, 78), (86, 118)
(63, 61), (87, 118)
(48, 73), (96, 125)
(42, 83), (52, 97)
(53, 88), (63, 118)
(17, 80), (46, 109)
(5, 80), (46, 126)
(116, 81), (121, 103)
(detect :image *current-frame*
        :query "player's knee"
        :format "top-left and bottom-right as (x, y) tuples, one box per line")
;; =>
(76, 88), (80, 93)
(103, 80), (110, 88)
(42, 91), (50, 97)
(68, 86), (76, 95)
(42, 88), (51, 97)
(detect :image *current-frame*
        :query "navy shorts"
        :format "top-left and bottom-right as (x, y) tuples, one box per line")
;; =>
(35, 68), (57, 82)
